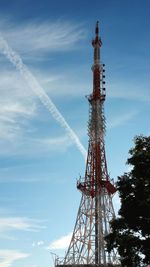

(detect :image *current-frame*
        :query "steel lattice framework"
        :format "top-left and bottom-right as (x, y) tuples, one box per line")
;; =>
(56, 22), (120, 267)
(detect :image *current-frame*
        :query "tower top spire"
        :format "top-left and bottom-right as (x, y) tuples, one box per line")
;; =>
(95, 21), (99, 37)
(92, 21), (102, 47)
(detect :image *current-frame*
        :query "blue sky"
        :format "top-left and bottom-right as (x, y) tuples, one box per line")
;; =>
(0, 0), (150, 266)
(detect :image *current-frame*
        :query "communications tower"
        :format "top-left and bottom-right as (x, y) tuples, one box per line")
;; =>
(56, 22), (120, 267)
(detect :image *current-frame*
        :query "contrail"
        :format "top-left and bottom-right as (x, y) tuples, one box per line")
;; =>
(0, 35), (87, 160)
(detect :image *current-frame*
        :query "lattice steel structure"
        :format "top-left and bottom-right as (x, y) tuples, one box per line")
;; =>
(56, 22), (120, 267)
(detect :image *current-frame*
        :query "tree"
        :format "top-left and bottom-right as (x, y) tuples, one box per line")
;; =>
(106, 136), (150, 267)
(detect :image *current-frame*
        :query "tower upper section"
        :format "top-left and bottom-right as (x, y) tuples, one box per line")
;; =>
(90, 21), (105, 102)
(92, 21), (102, 66)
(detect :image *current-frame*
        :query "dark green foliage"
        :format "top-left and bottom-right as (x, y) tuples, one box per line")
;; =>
(106, 136), (150, 267)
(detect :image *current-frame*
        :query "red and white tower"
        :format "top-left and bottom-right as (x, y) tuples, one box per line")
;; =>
(56, 22), (120, 267)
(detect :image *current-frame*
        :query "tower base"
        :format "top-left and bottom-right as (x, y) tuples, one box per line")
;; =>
(56, 264), (121, 267)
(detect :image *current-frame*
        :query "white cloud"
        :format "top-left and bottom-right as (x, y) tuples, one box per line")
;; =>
(39, 135), (71, 148)
(0, 19), (86, 57)
(0, 70), (70, 154)
(0, 34), (86, 159)
(0, 70), (36, 141)
(112, 192), (121, 215)
(0, 217), (45, 234)
(37, 240), (44, 246)
(0, 69), (74, 157)
(0, 19), (87, 153)
(0, 133), (72, 159)
(32, 240), (44, 247)
(108, 82), (150, 102)
(0, 249), (29, 267)
(48, 233), (72, 250)
(0, 69), (85, 157)
(39, 71), (89, 98)
(107, 110), (138, 129)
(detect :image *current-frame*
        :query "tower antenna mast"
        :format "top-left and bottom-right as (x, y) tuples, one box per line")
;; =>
(56, 22), (120, 267)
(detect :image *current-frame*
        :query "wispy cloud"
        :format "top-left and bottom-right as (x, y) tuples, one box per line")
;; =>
(48, 232), (72, 250)
(0, 217), (45, 235)
(0, 133), (72, 159)
(108, 82), (150, 103)
(107, 110), (138, 129)
(39, 70), (89, 99)
(0, 34), (87, 159)
(0, 68), (85, 159)
(0, 249), (29, 267)
(0, 68), (77, 157)
(38, 135), (72, 150)
(0, 19), (87, 152)
(0, 70), (36, 141)
(0, 19), (86, 58)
